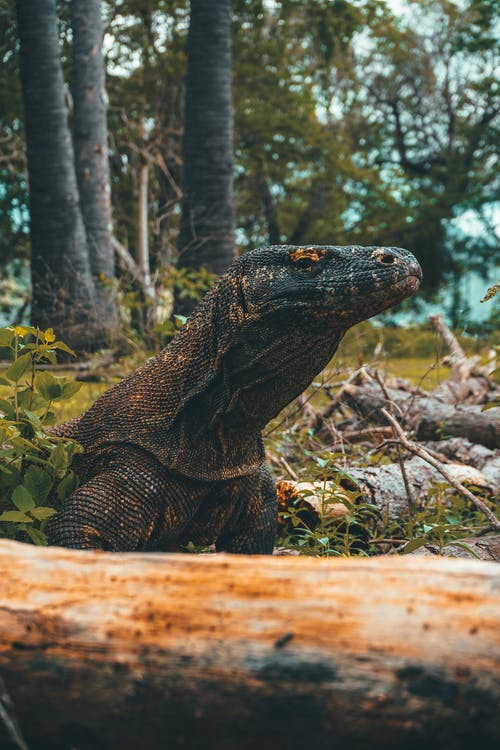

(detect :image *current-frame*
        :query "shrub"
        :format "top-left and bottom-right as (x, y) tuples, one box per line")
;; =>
(0, 326), (82, 545)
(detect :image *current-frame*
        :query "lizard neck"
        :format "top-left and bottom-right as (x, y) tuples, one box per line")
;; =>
(74, 269), (343, 481)
(174, 293), (344, 450)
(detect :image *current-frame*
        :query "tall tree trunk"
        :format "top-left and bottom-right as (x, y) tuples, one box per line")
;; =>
(138, 154), (152, 291)
(177, 0), (236, 314)
(71, 0), (119, 343)
(16, 0), (99, 352)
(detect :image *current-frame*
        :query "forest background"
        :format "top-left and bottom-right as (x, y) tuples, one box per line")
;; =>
(0, 0), (498, 349)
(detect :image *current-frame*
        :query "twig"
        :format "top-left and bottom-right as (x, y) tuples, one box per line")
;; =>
(278, 456), (299, 482)
(381, 408), (500, 530)
(429, 314), (466, 364)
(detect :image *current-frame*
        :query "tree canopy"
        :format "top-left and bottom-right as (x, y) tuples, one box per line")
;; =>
(1, 0), (498, 326)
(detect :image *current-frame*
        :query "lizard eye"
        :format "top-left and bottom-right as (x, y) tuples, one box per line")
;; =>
(295, 256), (315, 271)
(288, 247), (326, 272)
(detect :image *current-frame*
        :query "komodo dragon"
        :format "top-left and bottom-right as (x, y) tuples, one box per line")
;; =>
(47, 244), (422, 553)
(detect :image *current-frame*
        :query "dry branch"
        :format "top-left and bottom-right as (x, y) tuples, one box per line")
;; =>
(429, 314), (496, 404)
(0, 541), (499, 750)
(381, 408), (500, 530)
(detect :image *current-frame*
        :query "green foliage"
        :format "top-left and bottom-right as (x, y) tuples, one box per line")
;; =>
(2, 0), (498, 327)
(168, 265), (218, 303)
(394, 483), (496, 556)
(0, 326), (82, 545)
(276, 451), (380, 556)
(276, 446), (495, 558)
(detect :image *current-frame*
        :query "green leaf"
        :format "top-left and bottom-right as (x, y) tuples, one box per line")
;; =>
(30, 506), (57, 521)
(0, 399), (16, 420)
(12, 485), (35, 512)
(402, 538), (428, 554)
(52, 341), (76, 357)
(481, 399), (500, 411)
(0, 376), (11, 386)
(447, 541), (482, 560)
(0, 466), (22, 492)
(26, 527), (48, 545)
(4, 353), (32, 382)
(57, 471), (79, 501)
(36, 371), (62, 400)
(49, 442), (70, 476)
(0, 328), (14, 346)
(21, 408), (41, 425)
(16, 388), (34, 408)
(58, 381), (82, 400)
(24, 465), (53, 502)
(0, 510), (33, 523)
(42, 411), (57, 427)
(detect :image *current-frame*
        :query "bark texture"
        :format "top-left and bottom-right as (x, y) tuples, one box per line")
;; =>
(16, 0), (98, 350)
(177, 0), (236, 313)
(0, 541), (499, 750)
(71, 0), (119, 340)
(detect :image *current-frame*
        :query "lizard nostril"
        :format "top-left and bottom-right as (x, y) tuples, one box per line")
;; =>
(378, 253), (396, 265)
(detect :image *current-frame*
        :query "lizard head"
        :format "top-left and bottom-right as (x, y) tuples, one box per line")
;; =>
(239, 244), (422, 329)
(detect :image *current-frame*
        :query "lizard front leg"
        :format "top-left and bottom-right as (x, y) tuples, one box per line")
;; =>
(216, 466), (277, 554)
(47, 447), (192, 551)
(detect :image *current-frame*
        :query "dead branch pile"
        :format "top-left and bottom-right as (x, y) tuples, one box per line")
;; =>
(274, 315), (499, 558)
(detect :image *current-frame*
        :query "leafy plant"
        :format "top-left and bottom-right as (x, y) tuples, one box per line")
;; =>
(0, 326), (82, 545)
(277, 454), (379, 557)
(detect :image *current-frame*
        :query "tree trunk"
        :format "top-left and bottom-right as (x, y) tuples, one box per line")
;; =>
(137, 151), (154, 299)
(15, 0), (98, 351)
(0, 540), (499, 750)
(71, 0), (119, 344)
(176, 0), (236, 314)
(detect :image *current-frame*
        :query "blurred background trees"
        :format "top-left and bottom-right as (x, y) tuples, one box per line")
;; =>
(1, 0), (498, 343)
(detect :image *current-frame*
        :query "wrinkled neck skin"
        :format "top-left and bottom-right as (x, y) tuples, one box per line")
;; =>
(175, 270), (344, 442)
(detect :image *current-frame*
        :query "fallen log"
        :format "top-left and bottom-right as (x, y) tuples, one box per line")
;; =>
(421, 438), (500, 492)
(342, 380), (499, 449)
(0, 541), (499, 750)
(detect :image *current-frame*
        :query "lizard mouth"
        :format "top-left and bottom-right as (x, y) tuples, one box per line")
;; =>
(393, 273), (422, 296)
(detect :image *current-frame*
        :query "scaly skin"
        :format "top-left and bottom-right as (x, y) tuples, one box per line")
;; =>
(47, 245), (422, 553)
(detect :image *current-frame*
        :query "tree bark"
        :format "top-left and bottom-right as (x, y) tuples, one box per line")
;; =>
(16, 0), (98, 351)
(0, 540), (499, 750)
(71, 0), (119, 343)
(177, 0), (236, 314)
